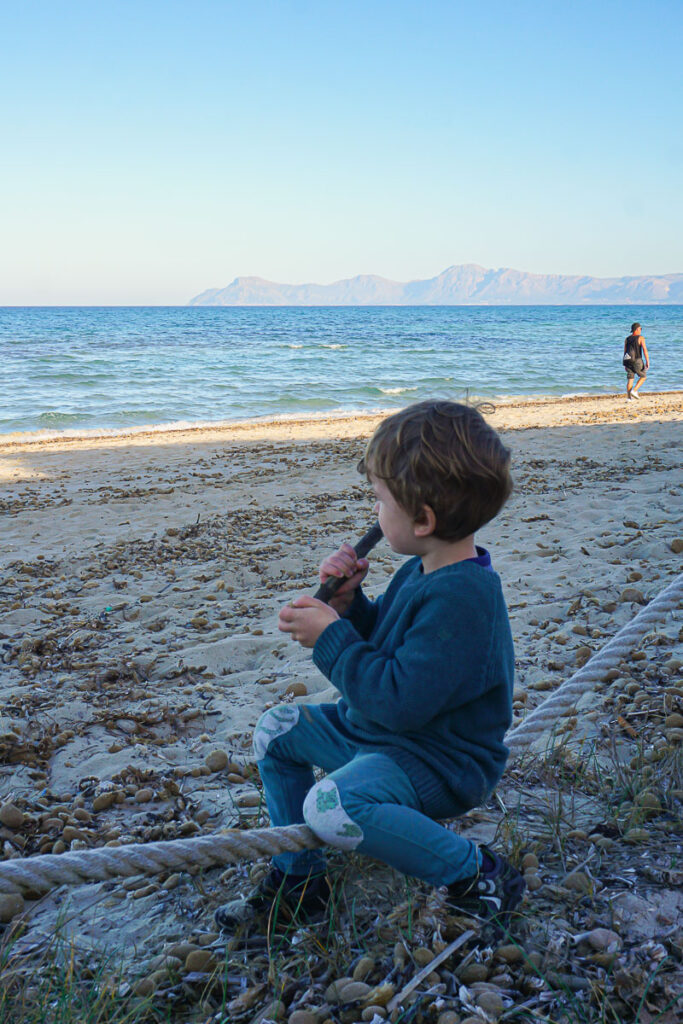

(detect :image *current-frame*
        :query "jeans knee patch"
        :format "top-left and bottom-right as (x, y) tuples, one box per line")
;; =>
(253, 706), (300, 761)
(303, 779), (364, 851)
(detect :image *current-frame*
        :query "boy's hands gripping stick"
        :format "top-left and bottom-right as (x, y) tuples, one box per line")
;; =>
(278, 523), (383, 648)
(314, 522), (383, 604)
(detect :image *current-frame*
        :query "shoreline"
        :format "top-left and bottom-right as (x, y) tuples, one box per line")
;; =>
(1, 388), (682, 453)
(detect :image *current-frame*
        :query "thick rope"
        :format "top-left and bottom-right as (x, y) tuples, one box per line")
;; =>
(506, 572), (682, 752)
(1, 572), (680, 901)
(0, 824), (322, 898)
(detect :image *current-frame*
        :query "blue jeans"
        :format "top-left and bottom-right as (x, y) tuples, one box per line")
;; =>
(253, 703), (481, 885)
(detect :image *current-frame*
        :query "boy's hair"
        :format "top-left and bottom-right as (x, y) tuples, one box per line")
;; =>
(630, 322), (641, 333)
(358, 400), (512, 540)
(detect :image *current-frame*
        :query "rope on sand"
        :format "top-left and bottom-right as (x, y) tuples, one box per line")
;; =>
(0, 825), (323, 898)
(505, 571), (683, 753)
(1, 573), (680, 900)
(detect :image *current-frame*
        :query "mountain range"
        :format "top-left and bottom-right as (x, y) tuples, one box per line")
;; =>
(188, 264), (683, 306)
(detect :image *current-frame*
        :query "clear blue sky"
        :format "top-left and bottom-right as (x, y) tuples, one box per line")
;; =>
(2, 0), (681, 304)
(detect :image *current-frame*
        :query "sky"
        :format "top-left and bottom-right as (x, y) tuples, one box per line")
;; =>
(2, 0), (682, 305)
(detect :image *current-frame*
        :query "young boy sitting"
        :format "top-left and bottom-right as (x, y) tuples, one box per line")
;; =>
(216, 400), (525, 932)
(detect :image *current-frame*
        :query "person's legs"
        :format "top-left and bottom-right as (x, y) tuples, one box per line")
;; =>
(253, 703), (358, 876)
(632, 368), (646, 394)
(303, 752), (481, 886)
(626, 367), (634, 397)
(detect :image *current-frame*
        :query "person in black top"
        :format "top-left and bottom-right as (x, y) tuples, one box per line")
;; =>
(623, 322), (650, 400)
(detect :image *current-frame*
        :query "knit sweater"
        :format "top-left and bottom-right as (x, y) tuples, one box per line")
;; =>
(312, 552), (514, 819)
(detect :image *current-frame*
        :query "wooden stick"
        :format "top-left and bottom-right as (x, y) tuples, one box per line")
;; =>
(313, 522), (383, 604)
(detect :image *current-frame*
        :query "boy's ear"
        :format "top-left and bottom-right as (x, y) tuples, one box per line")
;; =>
(413, 504), (437, 537)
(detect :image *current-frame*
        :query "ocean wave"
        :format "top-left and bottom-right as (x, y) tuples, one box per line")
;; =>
(377, 386), (418, 395)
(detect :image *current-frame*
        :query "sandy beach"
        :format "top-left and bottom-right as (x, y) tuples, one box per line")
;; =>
(1, 390), (682, 1020)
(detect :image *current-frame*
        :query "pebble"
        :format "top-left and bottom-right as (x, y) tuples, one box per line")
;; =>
(623, 827), (650, 843)
(619, 587), (646, 604)
(665, 713), (683, 729)
(437, 1014), (460, 1024)
(581, 928), (621, 952)
(284, 681), (308, 697)
(0, 803), (24, 829)
(475, 991), (504, 1018)
(255, 1000), (285, 1022)
(495, 943), (524, 963)
(92, 791), (116, 812)
(134, 788), (155, 803)
(562, 871), (592, 893)
(0, 893), (25, 922)
(458, 962), (488, 983)
(184, 949), (218, 972)
(325, 978), (355, 1002)
(237, 790), (262, 807)
(205, 749), (229, 772)
(574, 645), (592, 666)
(521, 852), (539, 870)
(289, 1012), (320, 1024)
(352, 956), (375, 981)
(413, 946), (434, 966)
(670, 538), (683, 554)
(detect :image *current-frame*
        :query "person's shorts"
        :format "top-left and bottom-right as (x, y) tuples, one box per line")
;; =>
(625, 359), (646, 380)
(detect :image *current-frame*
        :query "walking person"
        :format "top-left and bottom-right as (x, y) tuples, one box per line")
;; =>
(623, 322), (650, 399)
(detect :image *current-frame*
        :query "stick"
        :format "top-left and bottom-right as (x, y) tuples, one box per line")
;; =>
(313, 522), (383, 604)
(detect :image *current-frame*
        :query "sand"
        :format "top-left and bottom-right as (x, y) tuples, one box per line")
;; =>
(1, 391), (682, 1006)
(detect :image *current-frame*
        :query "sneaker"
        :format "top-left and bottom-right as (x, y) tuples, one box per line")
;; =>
(631, 391), (640, 399)
(445, 846), (526, 933)
(215, 867), (328, 932)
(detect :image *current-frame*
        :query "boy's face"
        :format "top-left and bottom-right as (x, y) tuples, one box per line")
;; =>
(371, 476), (423, 556)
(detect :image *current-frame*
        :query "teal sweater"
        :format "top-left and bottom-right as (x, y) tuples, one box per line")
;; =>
(312, 552), (514, 819)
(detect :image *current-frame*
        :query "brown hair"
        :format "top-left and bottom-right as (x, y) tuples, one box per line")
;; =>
(630, 322), (641, 333)
(358, 400), (512, 540)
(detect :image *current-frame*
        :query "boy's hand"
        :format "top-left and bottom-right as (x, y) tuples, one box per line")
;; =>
(320, 544), (369, 614)
(278, 596), (339, 648)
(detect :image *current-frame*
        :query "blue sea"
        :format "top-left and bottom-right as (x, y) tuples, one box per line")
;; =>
(1, 306), (681, 438)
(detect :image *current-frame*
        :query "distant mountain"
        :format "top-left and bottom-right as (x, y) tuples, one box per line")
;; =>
(188, 264), (683, 306)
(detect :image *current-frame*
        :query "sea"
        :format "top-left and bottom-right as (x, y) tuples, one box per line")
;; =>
(1, 305), (681, 438)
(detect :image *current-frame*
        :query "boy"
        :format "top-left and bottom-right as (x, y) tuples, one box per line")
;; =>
(216, 400), (525, 933)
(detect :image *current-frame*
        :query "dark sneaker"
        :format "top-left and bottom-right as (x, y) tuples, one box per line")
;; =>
(215, 867), (329, 932)
(445, 846), (526, 933)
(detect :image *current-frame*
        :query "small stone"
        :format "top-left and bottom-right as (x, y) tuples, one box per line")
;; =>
(495, 943), (524, 963)
(338, 981), (372, 1002)
(457, 963), (489, 983)
(165, 942), (199, 960)
(289, 1013), (320, 1024)
(475, 991), (504, 1018)
(325, 978), (355, 1003)
(623, 827), (650, 844)
(0, 803), (24, 830)
(670, 538), (683, 554)
(562, 871), (592, 893)
(582, 928), (621, 952)
(134, 788), (155, 803)
(205, 749), (229, 772)
(412, 946), (434, 967)
(184, 949), (218, 972)
(574, 645), (592, 667)
(362, 1009), (387, 1021)
(163, 873), (181, 890)
(665, 713), (683, 729)
(284, 681), (308, 697)
(437, 1014), (460, 1024)
(353, 956), (375, 981)
(521, 852), (539, 870)
(92, 791), (116, 812)
(619, 587), (646, 604)
(0, 894), (24, 923)
(255, 1000), (285, 1022)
